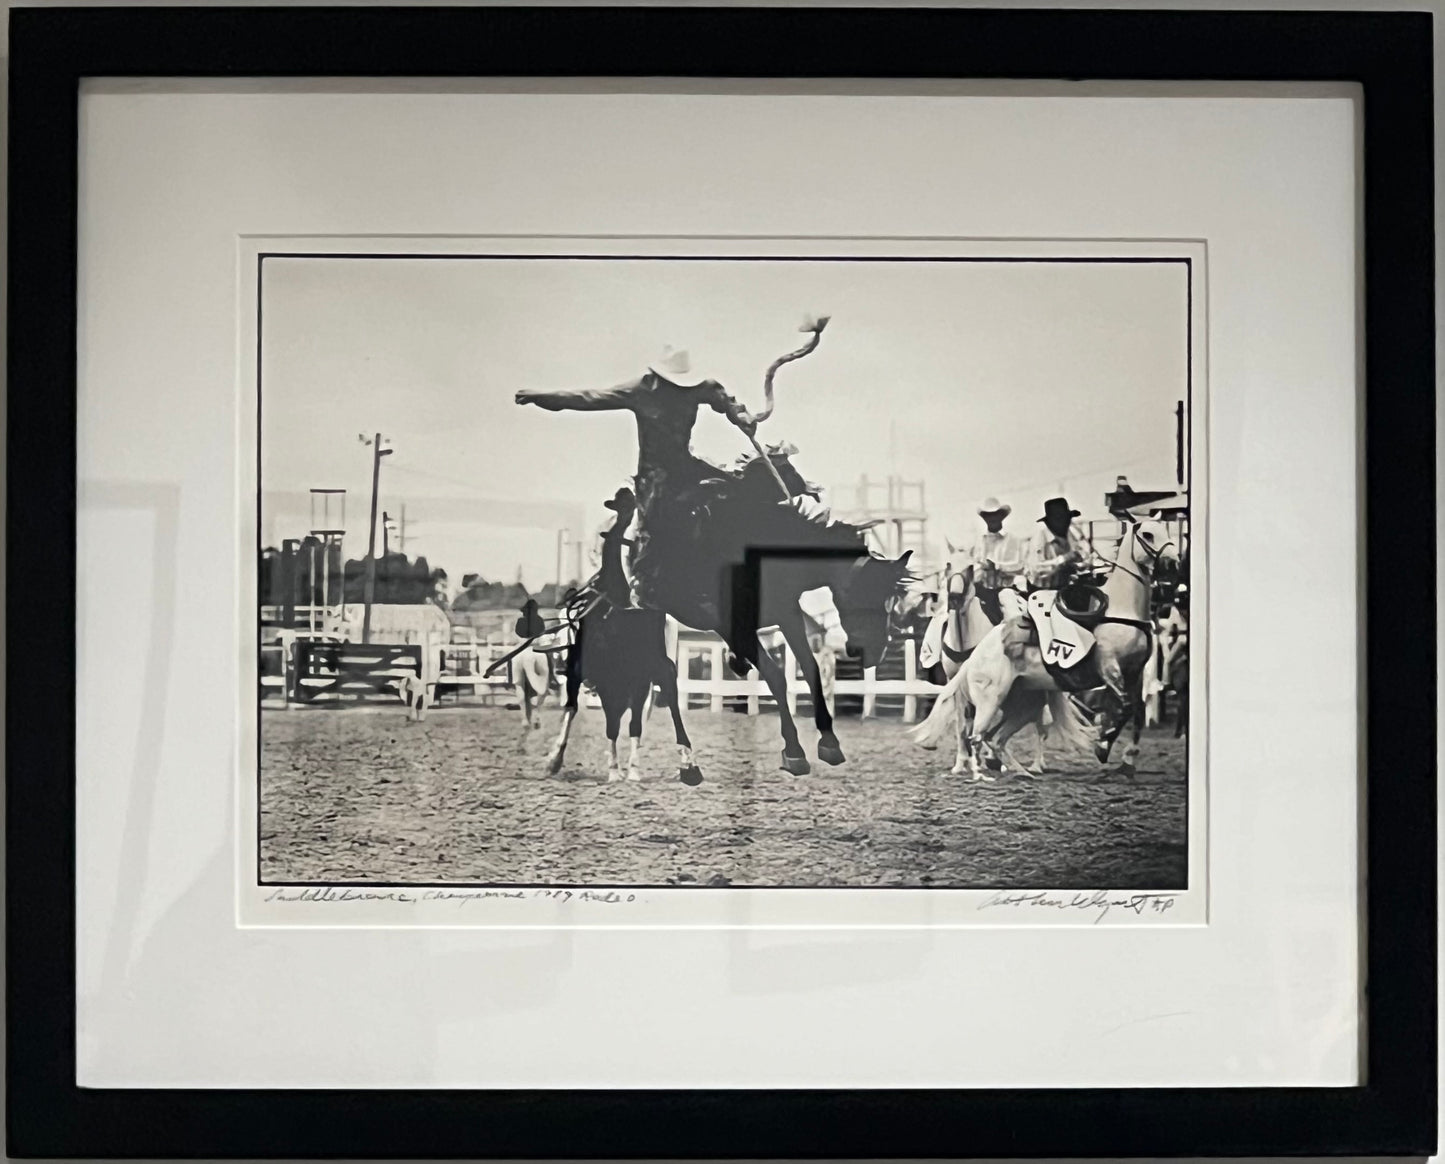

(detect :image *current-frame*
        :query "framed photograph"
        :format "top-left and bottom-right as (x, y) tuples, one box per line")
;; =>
(8, 5), (1435, 1158)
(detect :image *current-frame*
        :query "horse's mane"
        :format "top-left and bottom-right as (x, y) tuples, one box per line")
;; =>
(740, 494), (872, 555)
(719, 445), (871, 554)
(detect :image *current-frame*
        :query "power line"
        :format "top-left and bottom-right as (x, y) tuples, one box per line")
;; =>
(385, 460), (515, 498)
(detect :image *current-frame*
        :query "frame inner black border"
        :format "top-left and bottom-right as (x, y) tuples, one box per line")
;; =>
(254, 250), (1194, 892)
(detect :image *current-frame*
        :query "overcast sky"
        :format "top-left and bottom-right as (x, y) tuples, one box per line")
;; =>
(260, 255), (1187, 590)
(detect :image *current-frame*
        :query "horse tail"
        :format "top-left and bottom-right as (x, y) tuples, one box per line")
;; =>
(910, 661), (969, 749)
(1044, 689), (1097, 755)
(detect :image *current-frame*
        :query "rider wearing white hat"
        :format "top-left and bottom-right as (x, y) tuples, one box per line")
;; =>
(649, 346), (708, 389)
(957, 497), (1026, 621)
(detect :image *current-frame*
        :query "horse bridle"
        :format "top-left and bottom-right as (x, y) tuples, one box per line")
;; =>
(1089, 524), (1174, 589)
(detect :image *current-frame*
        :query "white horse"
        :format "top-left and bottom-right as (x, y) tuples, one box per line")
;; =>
(914, 520), (1179, 779)
(914, 565), (1047, 779)
(513, 641), (555, 730)
(396, 672), (428, 722)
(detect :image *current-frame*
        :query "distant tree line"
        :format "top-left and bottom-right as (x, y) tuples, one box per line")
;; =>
(259, 540), (580, 612)
(451, 576), (578, 611)
(259, 539), (448, 608)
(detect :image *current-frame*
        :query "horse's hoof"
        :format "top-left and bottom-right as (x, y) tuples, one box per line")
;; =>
(780, 750), (811, 776)
(546, 751), (565, 776)
(1117, 762), (1137, 780)
(970, 772), (996, 784)
(984, 756), (1003, 772)
(678, 765), (704, 787)
(626, 768), (642, 783)
(607, 769), (624, 784)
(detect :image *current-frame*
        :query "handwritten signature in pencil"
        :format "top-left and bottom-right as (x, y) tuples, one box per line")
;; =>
(977, 889), (1179, 922)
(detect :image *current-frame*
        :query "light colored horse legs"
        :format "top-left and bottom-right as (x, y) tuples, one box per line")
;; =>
(547, 706), (578, 775)
(989, 689), (1050, 778)
(515, 648), (551, 730)
(520, 679), (543, 729)
(399, 674), (427, 722)
(949, 690), (973, 777)
(964, 653), (1019, 781)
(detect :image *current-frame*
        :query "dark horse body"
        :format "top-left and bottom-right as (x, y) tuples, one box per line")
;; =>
(545, 488), (701, 784)
(518, 371), (912, 776)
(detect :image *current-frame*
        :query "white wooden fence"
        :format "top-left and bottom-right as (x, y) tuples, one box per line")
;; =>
(262, 620), (942, 722)
(674, 634), (938, 724)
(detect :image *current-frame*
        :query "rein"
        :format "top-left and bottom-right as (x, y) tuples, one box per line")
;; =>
(483, 587), (606, 677)
(1086, 532), (1174, 590)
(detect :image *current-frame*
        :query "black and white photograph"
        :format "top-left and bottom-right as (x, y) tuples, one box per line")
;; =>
(256, 245), (1196, 892)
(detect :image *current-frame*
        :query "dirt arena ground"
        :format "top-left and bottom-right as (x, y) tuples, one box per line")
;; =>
(259, 700), (1188, 888)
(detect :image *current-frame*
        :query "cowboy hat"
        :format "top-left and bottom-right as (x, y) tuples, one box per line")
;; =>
(602, 486), (637, 513)
(1039, 496), (1081, 523)
(977, 496), (1011, 519)
(648, 346), (707, 388)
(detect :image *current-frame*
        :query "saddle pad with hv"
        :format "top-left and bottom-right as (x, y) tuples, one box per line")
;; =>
(1026, 590), (1095, 670)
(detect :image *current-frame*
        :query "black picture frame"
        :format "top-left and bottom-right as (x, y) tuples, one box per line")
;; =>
(7, 6), (1435, 1158)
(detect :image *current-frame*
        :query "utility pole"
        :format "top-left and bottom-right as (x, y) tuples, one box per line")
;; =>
(382, 511), (391, 558)
(361, 433), (392, 644)
(398, 504), (407, 554)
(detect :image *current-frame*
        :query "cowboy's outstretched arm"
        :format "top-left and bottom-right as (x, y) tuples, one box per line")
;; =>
(516, 381), (638, 412)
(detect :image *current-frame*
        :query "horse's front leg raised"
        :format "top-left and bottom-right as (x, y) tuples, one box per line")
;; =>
(779, 617), (844, 766)
(1094, 656), (1137, 777)
(749, 643), (811, 775)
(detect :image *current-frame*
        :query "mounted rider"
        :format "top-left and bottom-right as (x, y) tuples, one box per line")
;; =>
(1022, 496), (1105, 672)
(516, 342), (818, 619)
(1027, 496), (1090, 592)
(959, 496), (1026, 623)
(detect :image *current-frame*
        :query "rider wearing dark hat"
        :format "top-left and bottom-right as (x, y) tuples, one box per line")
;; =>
(597, 486), (639, 608)
(515, 598), (546, 640)
(1027, 496), (1088, 591)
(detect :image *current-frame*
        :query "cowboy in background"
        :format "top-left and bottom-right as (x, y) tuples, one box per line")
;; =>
(957, 496), (1026, 623)
(1027, 496), (1089, 591)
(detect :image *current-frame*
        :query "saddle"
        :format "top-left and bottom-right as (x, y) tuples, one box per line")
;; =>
(1025, 586), (1107, 670)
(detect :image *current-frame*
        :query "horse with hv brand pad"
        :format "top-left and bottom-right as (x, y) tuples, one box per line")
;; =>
(913, 518), (1179, 779)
